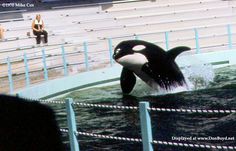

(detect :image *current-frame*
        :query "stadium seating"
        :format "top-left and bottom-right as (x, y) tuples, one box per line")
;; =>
(0, 0), (236, 92)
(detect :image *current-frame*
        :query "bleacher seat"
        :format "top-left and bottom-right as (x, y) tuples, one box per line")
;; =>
(0, 0), (236, 92)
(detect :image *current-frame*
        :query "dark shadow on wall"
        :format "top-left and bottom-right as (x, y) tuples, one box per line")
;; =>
(101, 3), (113, 11)
(0, 0), (115, 11)
(0, 0), (154, 12)
(0, 0), (155, 18)
(0, 12), (23, 21)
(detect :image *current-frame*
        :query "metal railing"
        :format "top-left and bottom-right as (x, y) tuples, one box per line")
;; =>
(36, 98), (236, 151)
(0, 24), (235, 94)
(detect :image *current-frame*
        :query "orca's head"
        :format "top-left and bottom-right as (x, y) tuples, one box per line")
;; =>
(113, 40), (134, 60)
(113, 40), (149, 60)
(113, 40), (149, 71)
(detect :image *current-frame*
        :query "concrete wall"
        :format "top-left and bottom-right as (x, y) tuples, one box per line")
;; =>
(16, 65), (122, 99)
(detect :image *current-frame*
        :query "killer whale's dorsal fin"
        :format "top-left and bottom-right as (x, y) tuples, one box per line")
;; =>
(167, 46), (191, 60)
(120, 67), (136, 94)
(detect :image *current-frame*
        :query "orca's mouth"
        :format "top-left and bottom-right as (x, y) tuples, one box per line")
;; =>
(113, 53), (120, 61)
(114, 55), (124, 63)
(115, 58), (121, 64)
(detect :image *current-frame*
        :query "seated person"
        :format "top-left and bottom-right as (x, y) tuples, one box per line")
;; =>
(32, 14), (48, 45)
(0, 24), (5, 40)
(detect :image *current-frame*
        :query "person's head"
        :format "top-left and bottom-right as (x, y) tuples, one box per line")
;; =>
(0, 94), (65, 151)
(36, 14), (41, 21)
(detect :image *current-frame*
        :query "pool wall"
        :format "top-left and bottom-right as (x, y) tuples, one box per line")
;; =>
(16, 65), (122, 99)
(16, 49), (236, 99)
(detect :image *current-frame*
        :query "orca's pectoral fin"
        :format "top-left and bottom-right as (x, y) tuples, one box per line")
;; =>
(167, 46), (191, 60)
(120, 67), (136, 94)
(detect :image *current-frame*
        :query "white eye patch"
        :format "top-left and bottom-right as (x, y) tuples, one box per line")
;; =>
(132, 45), (146, 52)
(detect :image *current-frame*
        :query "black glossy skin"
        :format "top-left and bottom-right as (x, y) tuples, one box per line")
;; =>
(113, 40), (156, 60)
(113, 40), (191, 91)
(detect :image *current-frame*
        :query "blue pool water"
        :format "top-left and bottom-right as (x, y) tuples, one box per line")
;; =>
(51, 64), (236, 151)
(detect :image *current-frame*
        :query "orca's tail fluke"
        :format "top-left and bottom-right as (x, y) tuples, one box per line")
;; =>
(167, 46), (191, 60)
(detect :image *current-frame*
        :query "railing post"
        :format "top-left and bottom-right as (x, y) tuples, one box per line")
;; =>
(108, 38), (114, 66)
(66, 98), (80, 151)
(42, 49), (48, 81)
(83, 42), (89, 71)
(227, 24), (233, 49)
(61, 46), (68, 76)
(194, 28), (200, 54)
(165, 31), (169, 50)
(24, 53), (30, 87)
(139, 102), (154, 151)
(7, 57), (14, 94)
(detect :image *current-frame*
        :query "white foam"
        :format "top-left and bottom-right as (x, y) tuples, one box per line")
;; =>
(131, 63), (215, 96)
(182, 64), (215, 90)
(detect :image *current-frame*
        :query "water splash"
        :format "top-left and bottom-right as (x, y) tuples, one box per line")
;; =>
(131, 78), (189, 96)
(131, 64), (216, 96)
(182, 64), (215, 90)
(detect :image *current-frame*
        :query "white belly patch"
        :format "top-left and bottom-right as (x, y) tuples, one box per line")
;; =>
(117, 53), (148, 72)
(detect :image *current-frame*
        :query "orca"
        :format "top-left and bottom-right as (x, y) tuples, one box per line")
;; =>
(113, 40), (191, 94)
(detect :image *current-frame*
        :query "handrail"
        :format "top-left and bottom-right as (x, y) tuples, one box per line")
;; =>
(29, 98), (236, 151)
(0, 25), (232, 64)
(0, 23), (235, 93)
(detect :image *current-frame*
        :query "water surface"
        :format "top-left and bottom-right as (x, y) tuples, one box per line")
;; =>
(51, 64), (236, 151)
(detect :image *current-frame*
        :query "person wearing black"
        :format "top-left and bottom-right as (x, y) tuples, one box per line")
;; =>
(32, 14), (48, 45)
